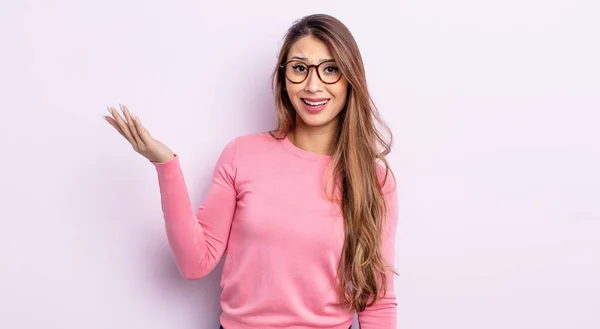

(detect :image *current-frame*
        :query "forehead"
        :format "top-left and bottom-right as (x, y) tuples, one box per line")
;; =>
(287, 36), (334, 63)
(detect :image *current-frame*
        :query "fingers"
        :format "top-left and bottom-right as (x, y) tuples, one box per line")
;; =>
(107, 106), (136, 147)
(120, 104), (143, 147)
(103, 115), (126, 139)
(104, 104), (157, 153)
(133, 115), (153, 144)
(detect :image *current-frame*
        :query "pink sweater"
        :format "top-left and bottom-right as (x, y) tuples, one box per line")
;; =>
(152, 132), (398, 329)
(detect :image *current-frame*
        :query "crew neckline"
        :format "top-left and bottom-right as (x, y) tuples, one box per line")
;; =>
(270, 132), (332, 161)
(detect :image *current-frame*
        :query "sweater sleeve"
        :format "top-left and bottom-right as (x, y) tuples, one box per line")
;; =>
(151, 138), (238, 280)
(357, 171), (399, 329)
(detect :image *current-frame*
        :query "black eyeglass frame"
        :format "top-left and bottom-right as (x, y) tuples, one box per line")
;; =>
(279, 59), (343, 85)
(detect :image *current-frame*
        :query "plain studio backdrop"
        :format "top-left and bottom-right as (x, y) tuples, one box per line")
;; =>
(1, 0), (598, 328)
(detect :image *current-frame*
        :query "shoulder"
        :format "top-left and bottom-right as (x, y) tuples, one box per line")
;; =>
(225, 131), (280, 153)
(230, 131), (277, 146)
(220, 131), (283, 163)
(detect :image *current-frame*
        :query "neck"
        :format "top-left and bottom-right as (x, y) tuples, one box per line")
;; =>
(289, 120), (338, 156)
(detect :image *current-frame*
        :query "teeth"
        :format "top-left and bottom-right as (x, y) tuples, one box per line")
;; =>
(303, 99), (328, 106)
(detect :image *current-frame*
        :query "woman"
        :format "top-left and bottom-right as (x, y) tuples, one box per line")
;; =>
(104, 13), (398, 329)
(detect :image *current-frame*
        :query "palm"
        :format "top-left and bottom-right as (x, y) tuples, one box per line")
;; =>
(103, 104), (174, 163)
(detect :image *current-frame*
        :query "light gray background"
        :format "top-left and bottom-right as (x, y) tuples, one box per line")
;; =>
(1, 0), (598, 328)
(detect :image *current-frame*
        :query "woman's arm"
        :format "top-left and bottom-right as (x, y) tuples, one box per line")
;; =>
(358, 171), (399, 329)
(152, 138), (238, 279)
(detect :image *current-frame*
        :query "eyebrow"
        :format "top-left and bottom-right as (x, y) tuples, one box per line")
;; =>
(290, 56), (335, 63)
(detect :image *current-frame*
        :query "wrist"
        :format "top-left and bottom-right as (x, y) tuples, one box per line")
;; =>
(152, 153), (175, 163)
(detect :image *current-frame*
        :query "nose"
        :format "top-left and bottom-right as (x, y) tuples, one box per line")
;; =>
(304, 67), (323, 93)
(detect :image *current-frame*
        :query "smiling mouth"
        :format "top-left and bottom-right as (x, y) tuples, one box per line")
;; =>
(301, 98), (330, 106)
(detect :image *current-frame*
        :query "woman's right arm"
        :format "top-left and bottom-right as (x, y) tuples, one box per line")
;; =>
(103, 104), (238, 279)
(152, 140), (238, 279)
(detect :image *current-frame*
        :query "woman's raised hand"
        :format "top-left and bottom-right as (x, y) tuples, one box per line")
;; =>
(103, 104), (175, 163)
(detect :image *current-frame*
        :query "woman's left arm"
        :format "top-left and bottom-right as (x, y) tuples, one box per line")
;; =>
(357, 174), (399, 329)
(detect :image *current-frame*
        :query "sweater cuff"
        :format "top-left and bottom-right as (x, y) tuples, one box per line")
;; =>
(152, 154), (182, 181)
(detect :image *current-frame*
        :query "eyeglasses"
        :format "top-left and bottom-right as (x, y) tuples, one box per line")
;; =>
(280, 60), (343, 84)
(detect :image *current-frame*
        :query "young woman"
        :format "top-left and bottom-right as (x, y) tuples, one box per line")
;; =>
(104, 13), (398, 329)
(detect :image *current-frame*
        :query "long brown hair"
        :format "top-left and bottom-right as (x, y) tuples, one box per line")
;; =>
(270, 14), (397, 312)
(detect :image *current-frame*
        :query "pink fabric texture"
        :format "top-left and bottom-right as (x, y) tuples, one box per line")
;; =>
(152, 132), (398, 329)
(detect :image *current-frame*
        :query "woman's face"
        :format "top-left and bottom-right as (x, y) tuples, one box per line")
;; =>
(284, 36), (349, 131)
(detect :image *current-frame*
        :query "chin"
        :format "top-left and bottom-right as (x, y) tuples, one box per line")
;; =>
(296, 108), (340, 128)
(300, 117), (332, 128)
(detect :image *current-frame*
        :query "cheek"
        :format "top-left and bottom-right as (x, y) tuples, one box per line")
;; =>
(285, 81), (297, 96)
(331, 84), (349, 103)
(329, 78), (348, 96)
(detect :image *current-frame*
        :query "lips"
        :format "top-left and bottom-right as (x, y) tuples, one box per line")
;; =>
(301, 98), (330, 106)
(300, 98), (329, 113)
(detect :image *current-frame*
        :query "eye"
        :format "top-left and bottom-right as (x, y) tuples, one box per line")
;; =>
(292, 64), (307, 72)
(324, 66), (339, 73)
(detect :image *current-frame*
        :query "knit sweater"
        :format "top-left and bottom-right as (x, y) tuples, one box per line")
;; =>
(152, 132), (398, 329)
